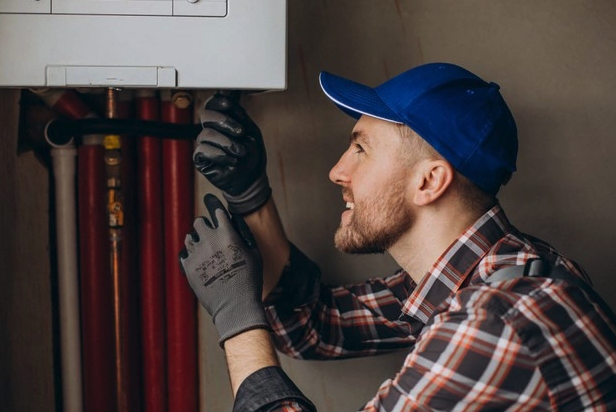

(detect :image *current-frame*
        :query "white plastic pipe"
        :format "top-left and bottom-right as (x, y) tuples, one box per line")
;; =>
(50, 144), (84, 412)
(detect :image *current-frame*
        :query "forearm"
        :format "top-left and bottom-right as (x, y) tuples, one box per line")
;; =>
(224, 328), (281, 396)
(225, 329), (316, 412)
(243, 197), (290, 299)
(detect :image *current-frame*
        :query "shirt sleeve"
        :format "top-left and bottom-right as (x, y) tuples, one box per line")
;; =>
(361, 286), (546, 411)
(263, 243), (322, 310)
(233, 366), (316, 412)
(264, 244), (417, 360)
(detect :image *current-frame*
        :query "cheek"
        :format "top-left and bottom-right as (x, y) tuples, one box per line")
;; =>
(352, 173), (381, 200)
(359, 164), (407, 193)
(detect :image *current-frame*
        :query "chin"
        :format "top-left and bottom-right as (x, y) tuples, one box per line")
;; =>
(334, 227), (388, 254)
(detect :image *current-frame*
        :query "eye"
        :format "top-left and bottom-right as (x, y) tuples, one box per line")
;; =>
(353, 143), (365, 154)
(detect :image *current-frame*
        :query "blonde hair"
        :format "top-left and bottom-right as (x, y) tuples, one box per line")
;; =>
(395, 123), (440, 163)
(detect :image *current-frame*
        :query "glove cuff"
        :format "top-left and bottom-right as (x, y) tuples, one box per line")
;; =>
(215, 299), (271, 347)
(223, 174), (272, 215)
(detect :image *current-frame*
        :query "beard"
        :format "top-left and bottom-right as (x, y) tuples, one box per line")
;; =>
(334, 179), (412, 254)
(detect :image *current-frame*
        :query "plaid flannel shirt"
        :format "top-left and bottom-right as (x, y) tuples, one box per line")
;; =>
(234, 204), (616, 411)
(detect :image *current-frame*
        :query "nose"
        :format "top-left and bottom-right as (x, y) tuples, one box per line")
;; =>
(329, 150), (350, 186)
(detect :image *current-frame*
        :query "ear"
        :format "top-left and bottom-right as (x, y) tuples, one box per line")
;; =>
(412, 159), (454, 206)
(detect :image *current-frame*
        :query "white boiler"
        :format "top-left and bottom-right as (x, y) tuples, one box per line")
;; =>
(0, 0), (287, 89)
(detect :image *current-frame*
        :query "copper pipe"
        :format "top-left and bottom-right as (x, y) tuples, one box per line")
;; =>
(104, 87), (128, 412)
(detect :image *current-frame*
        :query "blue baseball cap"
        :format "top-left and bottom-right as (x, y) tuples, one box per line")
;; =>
(319, 62), (518, 195)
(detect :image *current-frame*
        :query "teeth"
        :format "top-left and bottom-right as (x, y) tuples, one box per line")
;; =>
(346, 202), (355, 210)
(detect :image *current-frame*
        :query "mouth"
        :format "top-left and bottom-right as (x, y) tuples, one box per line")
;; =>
(340, 188), (355, 224)
(340, 200), (355, 226)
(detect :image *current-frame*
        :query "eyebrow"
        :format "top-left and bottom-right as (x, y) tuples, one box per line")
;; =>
(350, 130), (372, 147)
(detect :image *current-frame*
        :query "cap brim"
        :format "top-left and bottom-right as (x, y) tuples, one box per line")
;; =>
(319, 71), (403, 124)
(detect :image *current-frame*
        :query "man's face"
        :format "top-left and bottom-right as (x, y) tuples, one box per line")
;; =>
(329, 116), (416, 254)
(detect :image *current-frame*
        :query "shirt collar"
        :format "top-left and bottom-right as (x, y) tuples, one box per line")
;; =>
(400, 203), (512, 324)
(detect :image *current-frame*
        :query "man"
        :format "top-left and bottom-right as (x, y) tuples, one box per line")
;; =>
(180, 62), (616, 411)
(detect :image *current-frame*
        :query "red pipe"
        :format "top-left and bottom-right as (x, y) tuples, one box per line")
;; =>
(136, 90), (167, 412)
(161, 91), (198, 412)
(39, 89), (92, 120)
(78, 142), (116, 412)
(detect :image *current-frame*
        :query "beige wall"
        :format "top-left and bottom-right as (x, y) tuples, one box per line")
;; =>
(0, 89), (55, 411)
(2, 1), (616, 411)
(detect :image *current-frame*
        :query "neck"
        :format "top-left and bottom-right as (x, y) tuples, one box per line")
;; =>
(388, 203), (483, 284)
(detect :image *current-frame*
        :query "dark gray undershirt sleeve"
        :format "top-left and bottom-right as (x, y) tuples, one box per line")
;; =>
(263, 243), (321, 309)
(233, 366), (316, 412)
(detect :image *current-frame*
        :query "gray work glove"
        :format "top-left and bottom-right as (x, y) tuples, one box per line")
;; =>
(194, 92), (271, 215)
(179, 194), (270, 345)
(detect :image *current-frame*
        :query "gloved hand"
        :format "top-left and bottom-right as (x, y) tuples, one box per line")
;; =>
(194, 92), (271, 215)
(179, 194), (270, 345)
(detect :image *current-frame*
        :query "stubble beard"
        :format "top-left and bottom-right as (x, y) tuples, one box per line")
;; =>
(334, 181), (412, 254)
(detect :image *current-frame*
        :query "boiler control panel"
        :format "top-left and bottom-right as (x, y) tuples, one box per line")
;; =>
(0, 0), (227, 17)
